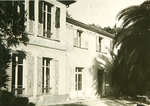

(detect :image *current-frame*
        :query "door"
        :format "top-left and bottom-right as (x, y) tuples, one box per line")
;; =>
(75, 68), (83, 98)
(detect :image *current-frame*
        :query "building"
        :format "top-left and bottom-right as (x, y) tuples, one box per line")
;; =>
(6, 0), (114, 105)
(66, 17), (114, 99)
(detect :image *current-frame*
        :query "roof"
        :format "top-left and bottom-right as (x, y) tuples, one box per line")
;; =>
(57, 0), (76, 6)
(66, 17), (115, 38)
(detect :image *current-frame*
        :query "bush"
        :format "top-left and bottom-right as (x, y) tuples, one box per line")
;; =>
(0, 90), (14, 105)
(0, 90), (33, 106)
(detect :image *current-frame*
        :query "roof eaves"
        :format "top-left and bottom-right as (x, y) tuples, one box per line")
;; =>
(66, 17), (114, 38)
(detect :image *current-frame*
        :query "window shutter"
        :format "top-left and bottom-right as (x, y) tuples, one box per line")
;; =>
(29, 0), (35, 21)
(85, 33), (88, 49)
(96, 36), (99, 52)
(37, 57), (42, 96)
(38, 1), (43, 36)
(38, 23), (43, 36)
(110, 40), (113, 50)
(28, 20), (34, 34)
(73, 29), (77, 46)
(27, 55), (34, 96)
(53, 60), (59, 95)
(85, 70), (92, 97)
(55, 7), (60, 28)
(101, 39), (107, 53)
(81, 32), (85, 48)
(69, 67), (75, 99)
(38, 1), (43, 23)
(55, 28), (59, 40)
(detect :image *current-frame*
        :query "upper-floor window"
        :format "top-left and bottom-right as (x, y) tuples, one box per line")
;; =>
(38, 1), (60, 39)
(73, 30), (89, 49)
(96, 36), (102, 52)
(74, 30), (82, 47)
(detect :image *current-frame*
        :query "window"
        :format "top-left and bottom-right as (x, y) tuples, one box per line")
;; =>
(42, 58), (52, 94)
(96, 36), (102, 52)
(29, 0), (34, 20)
(75, 68), (83, 91)
(74, 30), (82, 47)
(12, 53), (26, 95)
(43, 2), (53, 38)
(38, 1), (60, 39)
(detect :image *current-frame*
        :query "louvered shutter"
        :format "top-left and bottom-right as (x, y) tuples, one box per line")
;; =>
(37, 57), (42, 96)
(101, 39), (107, 53)
(96, 36), (99, 52)
(28, 20), (34, 34)
(73, 29), (77, 46)
(84, 33), (88, 49)
(55, 28), (60, 40)
(55, 7), (60, 28)
(69, 67), (75, 99)
(38, 1), (43, 36)
(50, 59), (55, 94)
(85, 70), (91, 97)
(54, 60), (59, 95)
(81, 32), (85, 48)
(27, 55), (34, 96)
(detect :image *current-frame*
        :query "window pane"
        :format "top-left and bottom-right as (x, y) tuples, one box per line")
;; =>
(78, 74), (82, 82)
(18, 56), (23, 64)
(78, 68), (82, 72)
(29, 0), (34, 20)
(18, 65), (23, 86)
(47, 4), (52, 13)
(47, 13), (51, 30)
(46, 59), (50, 66)
(78, 83), (82, 90)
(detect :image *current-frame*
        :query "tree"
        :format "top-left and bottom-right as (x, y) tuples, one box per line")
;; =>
(113, 0), (150, 97)
(0, 1), (29, 89)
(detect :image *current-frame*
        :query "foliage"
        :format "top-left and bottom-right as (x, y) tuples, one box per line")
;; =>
(0, 90), (35, 106)
(113, 0), (150, 97)
(0, 1), (29, 89)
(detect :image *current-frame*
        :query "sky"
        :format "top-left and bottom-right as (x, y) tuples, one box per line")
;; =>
(67, 0), (145, 28)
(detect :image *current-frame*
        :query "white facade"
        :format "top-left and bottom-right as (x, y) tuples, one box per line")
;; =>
(6, 0), (114, 105)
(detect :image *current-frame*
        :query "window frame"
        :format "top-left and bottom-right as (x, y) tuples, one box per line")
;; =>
(75, 67), (83, 91)
(96, 36), (103, 52)
(12, 54), (25, 96)
(42, 57), (52, 94)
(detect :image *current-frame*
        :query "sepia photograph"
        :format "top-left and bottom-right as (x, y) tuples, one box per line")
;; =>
(0, 0), (149, 106)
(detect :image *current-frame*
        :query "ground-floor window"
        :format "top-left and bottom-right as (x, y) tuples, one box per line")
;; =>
(12, 52), (26, 95)
(75, 67), (83, 91)
(42, 57), (52, 94)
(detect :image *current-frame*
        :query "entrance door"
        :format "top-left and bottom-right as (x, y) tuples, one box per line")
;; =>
(75, 68), (83, 98)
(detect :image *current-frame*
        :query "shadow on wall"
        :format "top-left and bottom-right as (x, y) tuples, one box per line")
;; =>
(89, 53), (114, 98)
(89, 57), (104, 98)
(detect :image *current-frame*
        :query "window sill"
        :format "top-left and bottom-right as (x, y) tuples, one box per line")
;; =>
(96, 51), (107, 54)
(37, 35), (60, 42)
(73, 45), (88, 50)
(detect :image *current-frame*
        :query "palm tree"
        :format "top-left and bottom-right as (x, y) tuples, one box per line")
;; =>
(113, 0), (150, 97)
